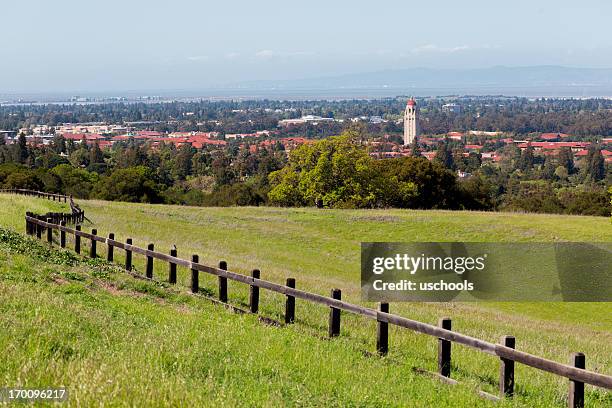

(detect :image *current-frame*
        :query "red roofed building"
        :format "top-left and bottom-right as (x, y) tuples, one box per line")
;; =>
(517, 142), (590, 152)
(464, 144), (483, 150)
(447, 131), (464, 140)
(421, 151), (436, 161)
(136, 130), (163, 138)
(540, 133), (569, 141)
(481, 152), (498, 161)
(62, 133), (106, 141)
(112, 134), (154, 141)
(574, 149), (589, 157)
(87, 140), (112, 149)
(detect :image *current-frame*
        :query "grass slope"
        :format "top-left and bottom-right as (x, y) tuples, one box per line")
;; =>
(0, 228), (496, 407)
(0, 194), (610, 406)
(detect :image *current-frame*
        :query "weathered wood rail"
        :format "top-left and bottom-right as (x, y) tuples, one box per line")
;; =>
(0, 188), (69, 202)
(24, 214), (612, 407)
(25, 210), (84, 226)
(1, 189), (84, 224)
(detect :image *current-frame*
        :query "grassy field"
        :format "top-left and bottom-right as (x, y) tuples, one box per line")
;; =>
(0, 194), (610, 407)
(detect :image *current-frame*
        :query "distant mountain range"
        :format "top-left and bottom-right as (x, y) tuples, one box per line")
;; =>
(227, 66), (612, 96)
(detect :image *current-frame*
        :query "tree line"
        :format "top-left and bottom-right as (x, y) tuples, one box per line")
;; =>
(2, 97), (612, 137)
(0, 128), (609, 217)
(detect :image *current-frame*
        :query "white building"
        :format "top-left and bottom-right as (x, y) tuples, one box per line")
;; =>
(442, 103), (461, 113)
(403, 98), (419, 145)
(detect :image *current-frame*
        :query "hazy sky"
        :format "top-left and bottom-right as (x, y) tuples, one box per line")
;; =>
(2, 0), (611, 93)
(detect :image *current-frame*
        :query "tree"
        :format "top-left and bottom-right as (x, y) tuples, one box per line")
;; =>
(92, 166), (162, 203)
(69, 147), (89, 168)
(52, 135), (66, 154)
(584, 147), (605, 181)
(434, 140), (454, 170)
(89, 141), (105, 165)
(3, 170), (41, 190)
(268, 133), (389, 208)
(503, 181), (563, 214)
(374, 157), (458, 209)
(557, 147), (574, 174)
(540, 156), (556, 180)
(171, 144), (195, 180)
(410, 137), (420, 157)
(13, 134), (29, 164)
(517, 145), (534, 171)
(51, 164), (98, 198)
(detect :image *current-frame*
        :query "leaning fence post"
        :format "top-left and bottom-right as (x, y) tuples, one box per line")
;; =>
(146, 243), (154, 278)
(107, 233), (114, 262)
(285, 278), (296, 324)
(46, 218), (53, 244)
(329, 288), (342, 337)
(218, 261), (228, 302)
(377, 302), (389, 355)
(499, 335), (516, 398)
(250, 269), (260, 313)
(191, 254), (199, 293)
(169, 246), (177, 284)
(90, 229), (97, 258)
(75, 225), (81, 254)
(125, 238), (133, 271)
(569, 353), (585, 408)
(438, 317), (452, 378)
(60, 221), (66, 248)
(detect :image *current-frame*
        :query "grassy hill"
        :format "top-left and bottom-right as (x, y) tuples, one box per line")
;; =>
(0, 194), (610, 406)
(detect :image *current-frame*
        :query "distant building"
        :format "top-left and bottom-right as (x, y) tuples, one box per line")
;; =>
(403, 98), (419, 146)
(278, 115), (335, 127)
(447, 131), (464, 141)
(442, 103), (461, 114)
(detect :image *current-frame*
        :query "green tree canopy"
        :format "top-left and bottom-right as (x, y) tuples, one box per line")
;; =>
(268, 132), (391, 208)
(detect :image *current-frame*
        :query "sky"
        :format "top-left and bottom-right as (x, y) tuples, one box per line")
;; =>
(2, 0), (611, 93)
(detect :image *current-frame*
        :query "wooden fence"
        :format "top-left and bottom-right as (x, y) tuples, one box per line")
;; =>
(23, 214), (612, 407)
(26, 210), (84, 227)
(0, 188), (70, 202)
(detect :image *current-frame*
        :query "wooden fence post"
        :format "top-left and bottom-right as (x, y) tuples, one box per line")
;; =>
(36, 217), (42, 239)
(90, 229), (97, 258)
(438, 317), (452, 378)
(25, 212), (32, 235)
(499, 335), (516, 398)
(250, 269), (260, 313)
(146, 243), (154, 278)
(125, 238), (132, 271)
(218, 261), (228, 302)
(569, 353), (585, 408)
(75, 225), (81, 254)
(377, 302), (389, 355)
(46, 218), (53, 244)
(285, 278), (295, 324)
(169, 247), (177, 284)
(191, 254), (199, 293)
(107, 233), (114, 262)
(60, 221), (66, 248)
(329, 288), (342, 337)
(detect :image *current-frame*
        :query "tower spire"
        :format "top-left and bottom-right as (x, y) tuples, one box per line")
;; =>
(403, 97), (418, 145)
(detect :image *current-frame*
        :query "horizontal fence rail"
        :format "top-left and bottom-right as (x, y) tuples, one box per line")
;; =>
(26, 210), (84, 225)
(24, 214), (612, 406)
(1, 188), (70, 202)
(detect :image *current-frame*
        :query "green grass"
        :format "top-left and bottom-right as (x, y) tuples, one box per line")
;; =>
(0, 194), (610, 407)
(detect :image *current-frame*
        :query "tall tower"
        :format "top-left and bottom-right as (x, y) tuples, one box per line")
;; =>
(403, 98), (418, 146)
